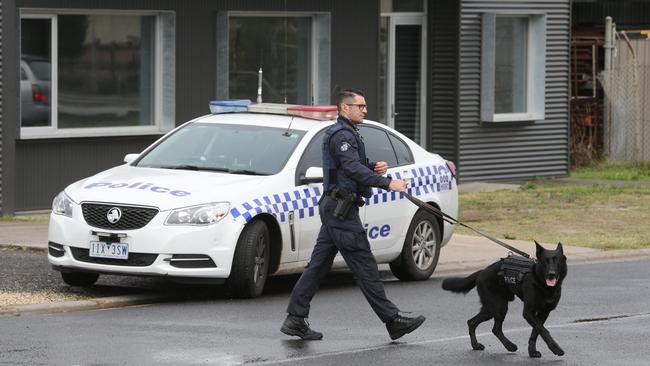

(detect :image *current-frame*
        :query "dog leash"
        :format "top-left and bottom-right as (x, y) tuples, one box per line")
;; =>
(402, 192), (533, 260)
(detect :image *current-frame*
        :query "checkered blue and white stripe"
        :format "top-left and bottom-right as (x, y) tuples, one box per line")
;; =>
(230, 186), (322, 224)
(365, 165), (453, 206)
(229, 164), (453, 223)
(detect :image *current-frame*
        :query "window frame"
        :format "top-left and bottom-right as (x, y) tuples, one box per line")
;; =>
(216, 11), (331, 105)
(19, 9), (176, 139)
(480, 12), (546, 123)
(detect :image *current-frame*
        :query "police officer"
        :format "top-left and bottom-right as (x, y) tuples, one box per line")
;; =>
(281, 88), (426, 341)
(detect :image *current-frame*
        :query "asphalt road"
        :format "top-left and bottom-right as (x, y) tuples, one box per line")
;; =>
(1, 258), (649, 365)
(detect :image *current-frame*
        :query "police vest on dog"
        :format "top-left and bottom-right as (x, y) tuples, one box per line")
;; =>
(499, 254), (535, 294)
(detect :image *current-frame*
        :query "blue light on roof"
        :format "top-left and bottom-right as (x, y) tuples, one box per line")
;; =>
(209, 99), (252, 114)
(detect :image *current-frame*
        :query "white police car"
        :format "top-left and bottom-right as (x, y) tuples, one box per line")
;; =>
(48, 101), (458, 298)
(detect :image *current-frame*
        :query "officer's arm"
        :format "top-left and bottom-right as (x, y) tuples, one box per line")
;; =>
(331, 132), (391, 190)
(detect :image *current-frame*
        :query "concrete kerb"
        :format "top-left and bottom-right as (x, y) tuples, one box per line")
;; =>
(0, 293), (172, 317)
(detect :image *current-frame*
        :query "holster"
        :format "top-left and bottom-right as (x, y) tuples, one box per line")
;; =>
(329, 187), (363, 220)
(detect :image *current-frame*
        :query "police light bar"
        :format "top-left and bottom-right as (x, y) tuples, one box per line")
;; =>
(209, 99), (252, 114)
(287, 105), (338, 121)
(247, 103), (299, 114)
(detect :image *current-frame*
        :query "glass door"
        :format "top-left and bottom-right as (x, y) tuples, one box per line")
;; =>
(380, 14), (426, 147)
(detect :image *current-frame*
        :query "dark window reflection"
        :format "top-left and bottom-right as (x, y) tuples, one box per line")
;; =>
(229, 17), (311, 104)
(58, 15), (155, 128)
(494, 17), (528, 114)
(20, 18), (52, 127)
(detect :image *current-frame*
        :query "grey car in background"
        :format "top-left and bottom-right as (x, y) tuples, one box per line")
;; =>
(20, 56), (51, 127)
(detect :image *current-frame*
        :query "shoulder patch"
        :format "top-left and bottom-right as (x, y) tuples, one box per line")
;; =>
(340, 142), (351, 152)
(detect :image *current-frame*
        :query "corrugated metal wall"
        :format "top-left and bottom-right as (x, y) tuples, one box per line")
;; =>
(429, 0), (460, 163)
(0, 0), (4, 213)
(15, 138), (157, 210)
(12, 0), (380, 211)
(458, 0), (571, 181)
(0, 0), (18, 215)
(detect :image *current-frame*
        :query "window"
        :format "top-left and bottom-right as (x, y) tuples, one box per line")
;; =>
(388, 134), (414, 165)
(480, 13), (546, 122)
(296, 131), (325, 184)
(136, 123), (305, 175)
(359, 126), (398, 166)
(19, 11), (175, 138)
(217, 12), (330, 105)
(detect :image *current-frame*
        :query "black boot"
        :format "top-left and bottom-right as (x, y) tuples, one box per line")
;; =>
(386, 314), (426, 340)
(280, 314), (323, 340)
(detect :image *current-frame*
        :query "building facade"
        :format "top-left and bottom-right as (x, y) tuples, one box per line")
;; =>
(0, 0), (571, 214)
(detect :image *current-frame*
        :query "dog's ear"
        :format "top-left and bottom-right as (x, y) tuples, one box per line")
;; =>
(557, 242), (564, 255)
(535, 241), (545, 256)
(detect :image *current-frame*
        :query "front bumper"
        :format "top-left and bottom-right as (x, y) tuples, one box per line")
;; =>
(47, 205), (245, 279)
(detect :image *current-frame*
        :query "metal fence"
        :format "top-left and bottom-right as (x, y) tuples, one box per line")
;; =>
(599, 36), (650, 162)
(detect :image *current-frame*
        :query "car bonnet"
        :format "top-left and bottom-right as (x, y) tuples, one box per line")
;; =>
(66, 165), (269, 212)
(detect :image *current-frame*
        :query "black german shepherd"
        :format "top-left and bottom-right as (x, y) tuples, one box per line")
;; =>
(442, 242), (567, 358)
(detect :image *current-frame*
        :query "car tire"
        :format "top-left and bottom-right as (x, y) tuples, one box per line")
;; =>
(227, 220), (270, 298)
(61, 271), (100, 287)
(389, 210), (441, 281)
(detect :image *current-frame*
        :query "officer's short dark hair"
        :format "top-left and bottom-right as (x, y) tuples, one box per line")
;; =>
(337, 88), (365, 111)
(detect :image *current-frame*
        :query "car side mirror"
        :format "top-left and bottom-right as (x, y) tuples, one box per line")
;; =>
(123, 153), (139, 164)
(300, 167), (323, 184)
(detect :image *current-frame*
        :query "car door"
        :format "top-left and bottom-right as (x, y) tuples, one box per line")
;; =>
(293, 130), (328, 261)
(359, 125), (414, 252)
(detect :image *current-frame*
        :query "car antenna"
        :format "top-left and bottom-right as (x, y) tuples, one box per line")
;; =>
(282, 116), (295, 137)
(257, 67), (263, 104)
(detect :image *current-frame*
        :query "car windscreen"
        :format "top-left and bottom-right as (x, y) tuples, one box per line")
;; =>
(26, 60), (51, 81)
(135, 123), (305, 175)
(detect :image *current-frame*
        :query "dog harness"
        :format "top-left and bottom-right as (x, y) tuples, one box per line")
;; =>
(499, 254), (535, 294)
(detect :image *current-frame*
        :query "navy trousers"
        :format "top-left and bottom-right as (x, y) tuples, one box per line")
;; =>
(286, 196), (399, 323)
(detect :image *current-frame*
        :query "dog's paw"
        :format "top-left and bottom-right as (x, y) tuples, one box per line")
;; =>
(471, 342), (485, 351)
(505, 343), (518, 352)
(528, 350), (542, 358)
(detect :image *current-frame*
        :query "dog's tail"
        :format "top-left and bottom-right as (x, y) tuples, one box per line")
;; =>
(441, 270), (480, 294)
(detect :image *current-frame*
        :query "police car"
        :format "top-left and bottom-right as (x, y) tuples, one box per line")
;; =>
(48, 100), (458, 298)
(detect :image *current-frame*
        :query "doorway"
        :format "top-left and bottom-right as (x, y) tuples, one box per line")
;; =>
(379, 13), (427, 147)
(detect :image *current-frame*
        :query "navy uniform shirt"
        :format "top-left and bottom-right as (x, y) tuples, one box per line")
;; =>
(328, 117), (391, 194)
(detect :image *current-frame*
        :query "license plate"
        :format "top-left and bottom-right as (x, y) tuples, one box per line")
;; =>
(89, 241), (129, 260)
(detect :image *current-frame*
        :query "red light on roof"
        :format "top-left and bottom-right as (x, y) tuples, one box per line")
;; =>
(287, 105), (338, 121)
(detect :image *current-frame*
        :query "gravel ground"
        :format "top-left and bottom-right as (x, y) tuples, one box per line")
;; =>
(0, 246), (312, 308)
(0, 246), (175, 307)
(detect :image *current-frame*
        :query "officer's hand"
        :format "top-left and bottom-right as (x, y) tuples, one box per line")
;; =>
(374, 161), (389, 175)
(388, 179), (407, 192)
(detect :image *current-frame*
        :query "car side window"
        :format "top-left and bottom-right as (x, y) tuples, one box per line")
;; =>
(296, 130), (325, 184)
(389, 133), (414, 165)
(358, 126), (398, 166)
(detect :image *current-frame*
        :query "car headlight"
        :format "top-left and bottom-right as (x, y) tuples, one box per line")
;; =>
(52, 191), (75, 217)
(165, 202), (230, 226)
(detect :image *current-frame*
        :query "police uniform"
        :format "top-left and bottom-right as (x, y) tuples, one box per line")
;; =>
(286, 116), (400, 324)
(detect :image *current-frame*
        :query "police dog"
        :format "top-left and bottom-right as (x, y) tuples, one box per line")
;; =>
(442, 242), (567, 358)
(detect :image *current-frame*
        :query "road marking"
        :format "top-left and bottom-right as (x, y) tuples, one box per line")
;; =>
(258, 313), (650, 365)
